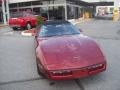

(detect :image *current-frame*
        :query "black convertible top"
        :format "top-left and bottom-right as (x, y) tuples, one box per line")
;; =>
(43, 20), (70, 25)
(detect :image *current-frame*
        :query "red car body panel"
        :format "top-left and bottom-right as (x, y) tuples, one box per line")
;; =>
(9, 13), (46, 28)
(9, 16), (37, 28)
(36, 34), (106, 80)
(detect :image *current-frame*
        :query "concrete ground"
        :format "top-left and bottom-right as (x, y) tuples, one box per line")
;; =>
(76, 20), (120, 90)
(0, 19), (120, 90)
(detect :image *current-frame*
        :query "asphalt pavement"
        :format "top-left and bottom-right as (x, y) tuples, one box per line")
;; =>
(0, 19), (120, 90)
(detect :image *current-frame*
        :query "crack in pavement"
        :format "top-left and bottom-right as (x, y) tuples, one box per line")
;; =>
(0, 77), (45, 86)
(75, 79), (85, 90)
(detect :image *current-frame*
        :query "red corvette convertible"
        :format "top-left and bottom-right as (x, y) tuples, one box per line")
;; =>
(35, 21), (106, 80)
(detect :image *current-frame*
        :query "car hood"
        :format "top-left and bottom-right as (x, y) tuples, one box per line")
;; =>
(38, 34), (105, 70)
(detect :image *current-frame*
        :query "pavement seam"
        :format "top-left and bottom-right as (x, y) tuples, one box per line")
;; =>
(75, 79), (85, 90)
(0, 77), (45, 86)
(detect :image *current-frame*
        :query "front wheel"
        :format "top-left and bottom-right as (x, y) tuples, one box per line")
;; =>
(12, 27), (17, 30)
(37, 63), (41, 75)
(36, 57), (45, 76)
(37, 62), (46, 78)
(26, 23), (32, 30)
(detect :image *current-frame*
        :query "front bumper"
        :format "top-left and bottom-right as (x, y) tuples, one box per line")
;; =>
(47, 62), (106, 80)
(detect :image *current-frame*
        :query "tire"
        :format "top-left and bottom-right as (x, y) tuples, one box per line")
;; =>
(37, 63), (46, 78)
(36, 58), (45, 76)
(12, 27), (17, 30)
(37, 62), (41, 75)
(26, 23), (32, 30)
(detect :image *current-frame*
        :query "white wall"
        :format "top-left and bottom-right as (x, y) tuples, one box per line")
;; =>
(83, 0), (113, 2)
(9, 0), (114, 3)
(9, 0), (66, 4)
(9, 0), (38, 3)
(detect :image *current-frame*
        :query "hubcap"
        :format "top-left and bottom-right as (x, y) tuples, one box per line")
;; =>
(27, 23), (31, 30)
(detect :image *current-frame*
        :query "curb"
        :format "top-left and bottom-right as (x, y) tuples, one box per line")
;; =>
(0, 24), (8, 27)
(74, 19), (91, 25)
(69, 19), (91, 25)
(21, 31), (33, 36)
(21, 29), (35, 36)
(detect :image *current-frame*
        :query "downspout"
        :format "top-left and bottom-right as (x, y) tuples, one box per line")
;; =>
(65, 0), (67, 20)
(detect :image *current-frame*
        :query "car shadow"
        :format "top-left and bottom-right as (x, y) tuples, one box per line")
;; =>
(40, 72), (107, 90)
(78, 72), (107, 88)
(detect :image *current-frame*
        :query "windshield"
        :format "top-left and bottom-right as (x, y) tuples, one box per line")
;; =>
(39, 23), (80, 37)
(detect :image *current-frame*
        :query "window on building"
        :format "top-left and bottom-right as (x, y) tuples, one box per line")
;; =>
(75, 7), (79, 19)
(110, 7), (114, 13)
(41, 7), (48, 20)
(48, 6), (65, 20)
(32, 1), (42, 5)
(41, 0), (65, 5)
(33, 8), (40, 15)
(67, 5), (75, 19)
(79, 8), (83, 18)
(18, 2), (24, 7)
(9, 3), (17, 8)
(24, 2), (31, 6)
(24, 8), (32, 12)
(10, 9), (18, 17)
(19, 9), (26, 12)
(67, 0), (75, 4)
(67, 5), (82, 19)
(10, 9), (17, 13)
(52, 0), (66, 4)
(18, 2), (31, 7)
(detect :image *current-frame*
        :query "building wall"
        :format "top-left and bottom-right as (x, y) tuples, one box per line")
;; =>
(9, 0), (85, 20)
(0, 0), (91, 24)
(83, 0), (113, 2)
(9, 0), (67, 20)
(9, 0), (114, 3)
(9, 0), (66, 4)
(9, 0), (38, 3)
